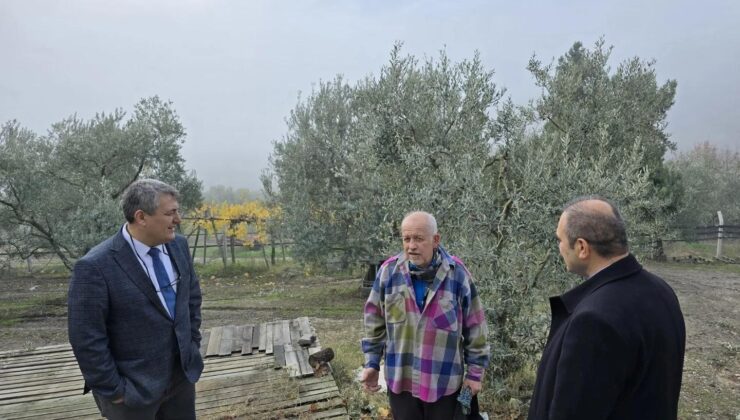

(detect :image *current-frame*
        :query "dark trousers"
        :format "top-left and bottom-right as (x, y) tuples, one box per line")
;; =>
(388, 388), (481, 420)
(93, 368), (195, 420)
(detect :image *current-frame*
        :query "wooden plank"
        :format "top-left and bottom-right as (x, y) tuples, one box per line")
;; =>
(206, 396), (345, 420)
(240, 325), (253, 355)
(205, 326), (223, 357)
(283, 344), (300, 377)
(251, 323), (260, 349)
(298, 316), (312, 338)
(258, 322), (267, 352)
(311, 407), (349, 419)
(281, 320), (291, 348)
(0, 398), (97, 417)
(0, 362), (80, 377)
(198, 373), (284, 396)
(0, 372), (83, 390)
(0, 344), (71, 357)
(201, 359), (275, 379)
(0, 357), (72, 372)
(0, 352), (77, 366)
(272, 321), (285, 348)
(0, 378), (85, 400)
(196, 375), (338, 403)
(297, 316), (320, 349)
(231, 326), (243, 353)
(219, 325), (235, 356)
(0, 362), (80, 378)
(196, 390), (343, 419)
(202, 359), (275, 377)
(265, 322), (274, 355)
(0, 388), (83, 405)
(197, 370), (281, 393)
(273, 344), (286, 368)
(295, 347), (313, 377)
(0, 398), (99, 420)
(193, 373), (339, 405)
(299, 380), (339, 393)
(204, 352), (272, 367)
(289, 319), (301, 345)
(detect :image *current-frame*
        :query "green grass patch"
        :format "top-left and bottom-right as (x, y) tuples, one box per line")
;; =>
(316, 319), (391, 419)
(190, 244), (294, 262)
(647, 260), (740, 275)
(198, 262), (366, 321)
(0, 295), (67, 326)
(663, 239), (740, 261)
(0, 264), (70, 280)
(194, 259), (274, 279)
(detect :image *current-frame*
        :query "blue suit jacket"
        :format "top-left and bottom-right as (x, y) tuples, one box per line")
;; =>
(68, 231), (204, 407)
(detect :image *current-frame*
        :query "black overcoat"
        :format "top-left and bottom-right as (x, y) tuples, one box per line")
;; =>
(528, 255), (685, 419)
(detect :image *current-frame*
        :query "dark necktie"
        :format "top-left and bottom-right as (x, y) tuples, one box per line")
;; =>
(147, 247), (176, 319)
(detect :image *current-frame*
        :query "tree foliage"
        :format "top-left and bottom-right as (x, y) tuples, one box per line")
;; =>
(187, 201), (271, 246)
(0, 97), (202, 269)
(668, 142), (740, 226)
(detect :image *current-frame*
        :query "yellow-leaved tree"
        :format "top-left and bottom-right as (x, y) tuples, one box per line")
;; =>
(185, 200), (280, 267)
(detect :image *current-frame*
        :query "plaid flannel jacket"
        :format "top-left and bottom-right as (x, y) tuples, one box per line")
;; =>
(361, 246), (490, 402)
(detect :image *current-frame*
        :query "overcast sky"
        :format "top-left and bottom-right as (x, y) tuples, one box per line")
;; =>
(2, 0), (738, 190)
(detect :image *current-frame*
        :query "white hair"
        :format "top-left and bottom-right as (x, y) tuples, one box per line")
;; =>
(402, 211), (438, 234)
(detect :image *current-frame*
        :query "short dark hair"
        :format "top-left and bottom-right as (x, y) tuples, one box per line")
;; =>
(121, 179), (179, 222)
(562, 195), (628, 258)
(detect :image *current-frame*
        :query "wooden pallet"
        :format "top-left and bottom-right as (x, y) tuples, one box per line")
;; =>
(0, 318), (347, 419)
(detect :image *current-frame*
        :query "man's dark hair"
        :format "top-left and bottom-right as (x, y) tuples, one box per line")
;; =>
(121, 179), (179, 222)
(562, 195), (628, 258)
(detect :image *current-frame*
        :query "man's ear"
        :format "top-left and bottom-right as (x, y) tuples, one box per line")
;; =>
(133, 209), (147, 226)
(433, 233), (441, 247)
(575, 238), (590, 260)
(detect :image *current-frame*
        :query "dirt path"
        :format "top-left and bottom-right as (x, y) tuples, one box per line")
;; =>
(646, 264), (740, 419)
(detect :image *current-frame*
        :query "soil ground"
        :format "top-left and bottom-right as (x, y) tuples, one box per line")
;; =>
(0, 262), (737, 419)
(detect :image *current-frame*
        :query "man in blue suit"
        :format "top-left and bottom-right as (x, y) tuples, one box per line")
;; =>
(68, 179), (203, 420)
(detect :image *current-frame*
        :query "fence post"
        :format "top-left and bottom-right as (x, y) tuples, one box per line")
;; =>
(230, 236), (236, 264)
(716, 211), (724, 259)
(191, 227), (200, 263)
(218, 225), (227, 267)
(202, 228), (208, 265)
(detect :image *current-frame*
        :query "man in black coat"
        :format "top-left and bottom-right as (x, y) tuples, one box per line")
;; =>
(528, 196), (685, 419)
(68, 179), (203, 419)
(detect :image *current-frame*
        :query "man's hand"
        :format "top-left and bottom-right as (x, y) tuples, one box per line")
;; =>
(360, 367), (381, 393)
(464, 378), (482, 396)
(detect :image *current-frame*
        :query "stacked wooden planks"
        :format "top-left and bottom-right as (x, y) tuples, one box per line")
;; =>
(0, 318), (347, 419)
(0, 344), (97, 419)
(205, 317), (320, 378)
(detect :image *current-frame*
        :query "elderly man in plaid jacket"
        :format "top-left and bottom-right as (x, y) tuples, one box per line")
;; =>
(360, 211), (490, 420)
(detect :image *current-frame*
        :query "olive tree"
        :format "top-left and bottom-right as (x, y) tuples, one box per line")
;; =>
(0, 97), (202, 269)
(668, 142), (740, 226)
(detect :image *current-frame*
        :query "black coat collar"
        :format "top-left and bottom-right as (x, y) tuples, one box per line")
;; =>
(556, 254), (642, 314)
